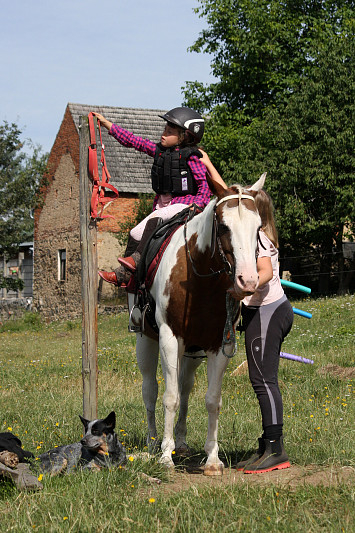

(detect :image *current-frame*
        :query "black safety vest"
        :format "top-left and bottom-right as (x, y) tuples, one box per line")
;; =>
(151, 145), (201, 197)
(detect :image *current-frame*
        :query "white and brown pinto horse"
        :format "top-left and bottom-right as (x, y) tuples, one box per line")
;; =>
(128, 174), (266, 475)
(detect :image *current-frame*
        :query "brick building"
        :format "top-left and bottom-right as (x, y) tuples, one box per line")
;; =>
(33, 103), (166, 320)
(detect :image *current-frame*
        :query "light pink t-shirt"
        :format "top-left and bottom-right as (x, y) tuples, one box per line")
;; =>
(243, 231), (284, 307)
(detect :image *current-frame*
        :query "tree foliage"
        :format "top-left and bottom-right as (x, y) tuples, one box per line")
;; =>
(0, 120), (48, 290)
(0, 121), (48, 256)
(185, 0), (353, 118)
(184, 0), (354, 293)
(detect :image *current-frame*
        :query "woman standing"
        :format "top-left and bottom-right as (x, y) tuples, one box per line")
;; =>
(238, 188), (293, 473)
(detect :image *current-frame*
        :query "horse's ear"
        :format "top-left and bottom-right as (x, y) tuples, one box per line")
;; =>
(248, 172), (267, 192)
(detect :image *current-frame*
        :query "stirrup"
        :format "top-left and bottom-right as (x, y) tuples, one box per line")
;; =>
(128, 304), (143, 333)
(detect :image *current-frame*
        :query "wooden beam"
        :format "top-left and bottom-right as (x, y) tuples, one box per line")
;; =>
(79, 115), (98, 420)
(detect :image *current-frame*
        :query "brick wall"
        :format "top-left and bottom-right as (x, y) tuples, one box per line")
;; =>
(96, 194), (138, 232)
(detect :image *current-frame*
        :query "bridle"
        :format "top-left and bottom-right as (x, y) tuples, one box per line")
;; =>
(184, 191), (257, 280)
(185, 190), (259, 358)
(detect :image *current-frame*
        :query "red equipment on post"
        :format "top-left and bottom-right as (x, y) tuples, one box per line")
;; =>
(88, 112), (119, 219)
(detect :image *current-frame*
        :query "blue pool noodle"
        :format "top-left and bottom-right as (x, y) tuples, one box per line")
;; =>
(280, 279), (311, 294)
(293, 307), (312, 319)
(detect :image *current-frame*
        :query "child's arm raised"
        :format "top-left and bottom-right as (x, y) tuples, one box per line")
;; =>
(92, 112), (113, 131)
(199, 150), (228, 191)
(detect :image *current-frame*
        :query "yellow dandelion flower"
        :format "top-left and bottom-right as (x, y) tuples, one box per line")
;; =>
(37, 474), (43, 482)
(63, 517), (68, 521)
(128, 456), (134, 462)
(7, 427), (12, 432)
(149, 498), (156, 503)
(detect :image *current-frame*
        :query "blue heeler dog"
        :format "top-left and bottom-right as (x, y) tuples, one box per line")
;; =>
(38, 411), (126, 475)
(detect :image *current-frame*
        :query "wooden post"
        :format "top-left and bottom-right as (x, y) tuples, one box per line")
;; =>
(79, 115), (98, 419)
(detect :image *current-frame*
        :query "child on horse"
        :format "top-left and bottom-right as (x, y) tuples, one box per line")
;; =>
(200, 151), (293, 473)
(92, 107), (211, 287)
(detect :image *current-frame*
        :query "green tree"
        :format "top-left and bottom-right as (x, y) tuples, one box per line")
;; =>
(185, 0), (353, 118)
(0, 120), (48, 291)
(184, 0), (354, 293)
(225, 40), (354, 293)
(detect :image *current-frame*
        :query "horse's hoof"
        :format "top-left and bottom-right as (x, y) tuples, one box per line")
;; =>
(159, 456), (175, 469)
(174, 444), (192, 457)
(203, 463), (224, 476)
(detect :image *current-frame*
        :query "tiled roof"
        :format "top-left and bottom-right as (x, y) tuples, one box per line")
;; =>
(68, 103), (167, 194)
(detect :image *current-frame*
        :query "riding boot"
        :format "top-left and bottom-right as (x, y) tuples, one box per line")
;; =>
(98, 235), (139, 286)
(98, 264), (132, 287)
(243, 436), (291, 473)
(123, 234), (140, 258)
(118, 217), (162, 273)
(236, 438), (265, 471)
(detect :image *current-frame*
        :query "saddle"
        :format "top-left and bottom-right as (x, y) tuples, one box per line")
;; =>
(127, 205), (202, 337)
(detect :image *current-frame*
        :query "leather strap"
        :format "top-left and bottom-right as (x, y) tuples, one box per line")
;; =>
(88, 113), (119, 219)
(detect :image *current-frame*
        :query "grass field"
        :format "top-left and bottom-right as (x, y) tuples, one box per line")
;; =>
(0, 294), (354, 532)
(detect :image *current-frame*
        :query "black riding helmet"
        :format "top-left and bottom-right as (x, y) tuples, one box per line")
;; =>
(159, 107), (205, 143)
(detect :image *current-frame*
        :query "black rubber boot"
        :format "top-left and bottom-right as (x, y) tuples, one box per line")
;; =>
(243, 437), (291, 474)
(236, 438), (265, 471)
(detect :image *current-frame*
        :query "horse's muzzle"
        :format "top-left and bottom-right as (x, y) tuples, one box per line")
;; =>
(236, 273), (259, 294)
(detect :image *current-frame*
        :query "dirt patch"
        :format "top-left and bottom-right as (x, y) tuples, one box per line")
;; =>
(146, 465), (354, 496)
(318, 364), (355, 380)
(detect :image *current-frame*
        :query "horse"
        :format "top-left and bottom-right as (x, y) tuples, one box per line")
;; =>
(127, 173), (266, 476)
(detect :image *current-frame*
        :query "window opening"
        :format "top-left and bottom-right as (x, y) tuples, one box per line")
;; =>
(58, 249), (66, 281)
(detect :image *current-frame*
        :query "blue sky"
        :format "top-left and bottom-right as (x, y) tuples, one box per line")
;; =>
(1, 0), (215, 154)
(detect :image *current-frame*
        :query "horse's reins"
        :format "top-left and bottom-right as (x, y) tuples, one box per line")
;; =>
(184, 191), (256, 280)
(184, 219), (229, 278)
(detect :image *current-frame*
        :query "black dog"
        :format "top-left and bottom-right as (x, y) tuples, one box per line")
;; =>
(0, 432), (34, 466)
(38, 411), (126, 475)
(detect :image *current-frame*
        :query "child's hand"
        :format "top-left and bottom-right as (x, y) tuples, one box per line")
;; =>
(91, 113), (112, 130)
(92, 112), (105, 121)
